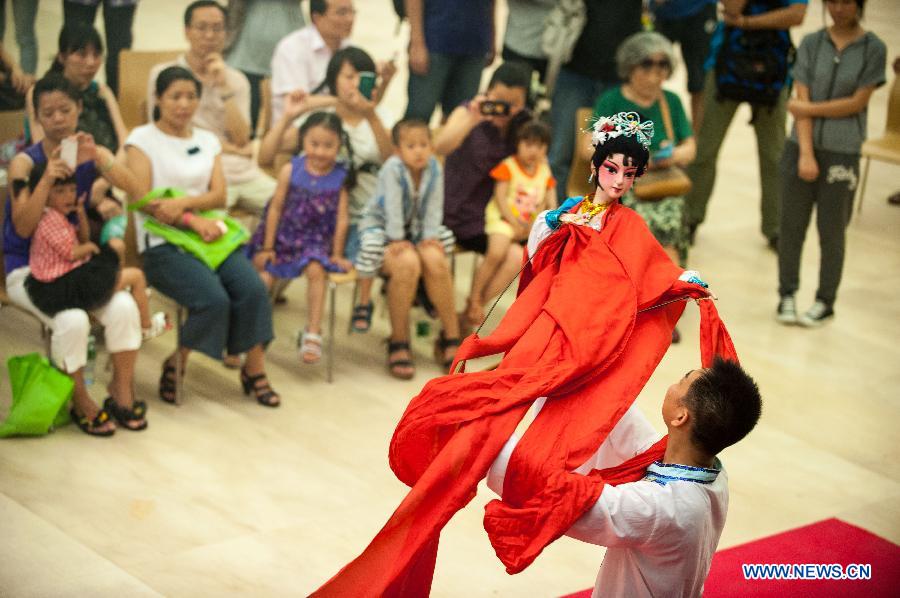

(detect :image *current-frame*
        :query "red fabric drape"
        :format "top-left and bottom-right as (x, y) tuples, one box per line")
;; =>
(313, 203), (737, 597)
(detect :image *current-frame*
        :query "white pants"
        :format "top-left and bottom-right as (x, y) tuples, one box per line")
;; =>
(226, 171), (277, 215)
(6, 267), (142, 373)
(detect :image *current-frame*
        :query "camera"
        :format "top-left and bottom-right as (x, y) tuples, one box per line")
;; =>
(480, 100), (511, 116)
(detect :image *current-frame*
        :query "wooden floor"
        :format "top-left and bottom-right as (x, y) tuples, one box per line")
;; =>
(2, 2), (899, 596)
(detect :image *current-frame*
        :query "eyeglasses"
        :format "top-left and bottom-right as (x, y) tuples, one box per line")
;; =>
(191, 23), (225, 34)
(329, 7), (356, 17)
(638, 58), (672, 71)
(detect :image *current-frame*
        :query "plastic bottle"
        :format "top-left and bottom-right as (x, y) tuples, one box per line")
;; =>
(84, 335), (96, 386)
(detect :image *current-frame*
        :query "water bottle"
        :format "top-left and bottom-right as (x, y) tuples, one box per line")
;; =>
(84, 335), (96, 386)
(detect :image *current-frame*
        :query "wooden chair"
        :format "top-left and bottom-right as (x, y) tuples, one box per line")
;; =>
(118, 49), (183, 130)
(0, 110), (51, 353)
(857, 76), (900, 213)
(257, 77), (271, 140)
(566, 107), (595, 199)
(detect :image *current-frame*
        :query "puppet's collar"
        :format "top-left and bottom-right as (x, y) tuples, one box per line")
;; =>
(644, 459), (721, 486)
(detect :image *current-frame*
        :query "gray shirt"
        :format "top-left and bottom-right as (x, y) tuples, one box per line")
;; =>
(503, 0), (556, 59)
(790, 29), (886, 155)
(226, 0), (305, 76)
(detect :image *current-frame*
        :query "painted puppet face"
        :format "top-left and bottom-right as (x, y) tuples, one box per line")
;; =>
(593, 153), (639, 202)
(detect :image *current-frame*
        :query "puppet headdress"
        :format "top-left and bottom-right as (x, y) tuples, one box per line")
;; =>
(587, 111), (654, 150)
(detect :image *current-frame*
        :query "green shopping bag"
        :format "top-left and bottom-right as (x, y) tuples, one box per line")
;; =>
(129, 187), (250, 270)
(0, 353), (74, 438)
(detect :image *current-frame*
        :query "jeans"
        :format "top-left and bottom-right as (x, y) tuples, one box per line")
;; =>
(405, 52), (485, 123)
(0, 0), (38, 73)
(63, 0), (137, 97)
(547, 67), (614, 204)
(685, 70), (789, 241)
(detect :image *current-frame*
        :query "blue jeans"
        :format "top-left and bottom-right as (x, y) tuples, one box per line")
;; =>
(0, 0), (38, 73)
(405, 53), (485, 122)
(548, 67), (614, 204)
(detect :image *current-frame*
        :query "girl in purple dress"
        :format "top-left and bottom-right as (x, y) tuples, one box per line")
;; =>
(248, 112), (353, 364)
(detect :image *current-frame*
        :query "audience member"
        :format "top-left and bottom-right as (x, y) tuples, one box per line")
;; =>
(466, 119), (555, 325)
(684, 0), (807, 248)
(776, 0), (885, 327)
(269, 0), (354, 125)
(4, 74), (145, 436)
(125, 66), (280, 407)
(547, 0), (642, 205)
(0, 0), (37, 75)
(247, 112), (353, 365)
(649, 0), (718, 131)
(353, 118), (459, 378)
(501, 0), (554, 84)
(404, 0), (493, 123)
(433, 61), (531, 330)
(260, 46), (393, 261)
(224, 0), (305, 134)
(62, 0), (139, 97)
(148, 1), (276, 216)
(0, 42), (33, 110)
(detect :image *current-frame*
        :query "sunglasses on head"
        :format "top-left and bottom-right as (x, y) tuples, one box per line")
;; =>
(638, 58), (672, 71)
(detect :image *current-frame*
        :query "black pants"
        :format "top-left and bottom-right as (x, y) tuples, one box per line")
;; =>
(62, 0), (137, 97)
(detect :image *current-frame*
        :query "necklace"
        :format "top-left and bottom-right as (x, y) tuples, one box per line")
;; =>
(580, 195), (610, 219)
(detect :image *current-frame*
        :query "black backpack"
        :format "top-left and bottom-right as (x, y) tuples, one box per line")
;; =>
(392, 0), (405, 20)
(714, 2), (795, 107)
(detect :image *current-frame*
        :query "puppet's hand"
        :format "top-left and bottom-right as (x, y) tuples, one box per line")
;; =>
(679, 270), (708, 288)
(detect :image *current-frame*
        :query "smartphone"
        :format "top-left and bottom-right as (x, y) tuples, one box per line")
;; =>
(60, 136), (78, 170)
(480, 100), (511, 117)
(358, 71), (377, 100)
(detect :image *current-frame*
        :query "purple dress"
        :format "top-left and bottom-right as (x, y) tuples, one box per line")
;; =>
(248, 155), (349, 278)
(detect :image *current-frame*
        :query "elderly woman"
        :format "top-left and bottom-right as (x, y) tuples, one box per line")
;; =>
(125, 66), (279, 407)
(581, 31), (696, 268)
(5, 74), (144, 435)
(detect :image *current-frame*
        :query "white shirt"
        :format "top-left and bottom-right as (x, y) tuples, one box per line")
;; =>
(487, 402), (728, 598)
(147, 56), (259, 185)
(125, 124), (222, 252)
(270, 25), (349, 124)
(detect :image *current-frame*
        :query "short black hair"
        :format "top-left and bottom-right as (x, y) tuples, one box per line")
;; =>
(683, 357), (762, 457)
(184, 0), (227, 27)
(391, 118), (430, 145)
(590, 134), (650, 178)
(487, 61), (532, 92)
(514, 119), (551, 147)
(27, 160), (76, 193)
(32, 73), (82, 112)
(313, 46), (375, 95)
(310, 0), (328, 17)
(49, 24), (103, 76)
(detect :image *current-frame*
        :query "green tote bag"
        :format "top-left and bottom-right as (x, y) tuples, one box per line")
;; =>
(0, 353), (73, 438)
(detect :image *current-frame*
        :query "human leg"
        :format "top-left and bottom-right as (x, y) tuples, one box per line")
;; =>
(62, 1), (99, 31)
(241, 344), (280, 406)
(353, 227), (387, 332)
(214, 249), (274, 356)
(481, 243), (524, 307)
(228, 173), (277, 215)
(298, 261), (326, 364)
(405, 52), (452, 123)
(100, 1), (136, 96)
(11, 0), (38, 74)
(752, 90), (789, 243)
(776, 143), (815, 309)
(243, 70), (263, 135)
(440, 55), (485, 122)
(684, 71), (740, 235)
(382, 245), (421, 378)
(418, 241), (460, 365)
(116, 266), (151, 328)
(468, 232), (512, 323)
(811, 151), (857, 309)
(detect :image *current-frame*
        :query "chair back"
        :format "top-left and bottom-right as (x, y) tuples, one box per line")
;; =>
(118, 49), (183, 130)
(566, 106), (594, 199)
(257, 77), (271, 139)
(884, 76), (900, 136)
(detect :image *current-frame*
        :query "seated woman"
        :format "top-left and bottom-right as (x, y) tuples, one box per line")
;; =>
(259, 46), (393, 262)
(26, 24), (130, 238)
(125, 66), (279, 407)
(4, 74), (145, 435)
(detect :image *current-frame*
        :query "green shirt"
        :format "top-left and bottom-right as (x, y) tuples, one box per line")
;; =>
(593, 87), (693, 153)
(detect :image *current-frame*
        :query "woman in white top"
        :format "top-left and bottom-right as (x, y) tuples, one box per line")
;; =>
(259, 46), (393, 261)
(125, 66), (279, 407)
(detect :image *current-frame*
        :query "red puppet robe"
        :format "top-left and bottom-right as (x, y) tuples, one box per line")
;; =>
(313, 200), (737, 597)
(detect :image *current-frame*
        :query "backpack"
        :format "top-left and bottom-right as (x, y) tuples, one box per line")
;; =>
(714, 2), (795, 107)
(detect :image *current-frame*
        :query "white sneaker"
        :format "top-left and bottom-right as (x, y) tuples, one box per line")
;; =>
(799, 300), (834, 327)
(776, 295), (798, 325)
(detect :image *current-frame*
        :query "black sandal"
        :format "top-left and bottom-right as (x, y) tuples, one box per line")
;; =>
(351, 302), (373, 333)
(387, 340), (415, 380)
(70, 407), (115, 437)
(240, 368), (280, 407)
(158, 359), (181, 404)
(103, 397), (148, 431)
(434, 332), (461, 372)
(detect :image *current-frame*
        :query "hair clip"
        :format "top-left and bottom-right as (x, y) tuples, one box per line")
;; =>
(585, 111), (654, 150)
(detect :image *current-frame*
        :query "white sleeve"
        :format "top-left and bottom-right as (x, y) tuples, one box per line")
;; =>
(575, 405), (661, 473)
(527, 211), (554, 258)
(566, 481), (674, 548)
(486, 398), (548, 496)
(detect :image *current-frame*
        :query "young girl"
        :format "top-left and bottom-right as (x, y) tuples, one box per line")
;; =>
(466, 119), (556, 325)
(24, 162), (168, 340)
(777, 0), (885, 327)
(247, 111), (353, 365)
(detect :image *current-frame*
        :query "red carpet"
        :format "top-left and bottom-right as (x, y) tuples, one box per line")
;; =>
(561, 518), (900, 597)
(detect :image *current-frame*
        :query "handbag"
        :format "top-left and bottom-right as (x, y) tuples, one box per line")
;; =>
(632, 92), (693, 201)
(0, 353), (73, 438)
(129, 187), (250, 270)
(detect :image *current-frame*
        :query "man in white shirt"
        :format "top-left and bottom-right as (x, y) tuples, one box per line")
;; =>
(147, 0), (276, 215)
(488, 358), (762, 597)
(269, 0), (354, 125)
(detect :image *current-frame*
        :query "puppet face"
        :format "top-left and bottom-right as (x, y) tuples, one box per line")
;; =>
(593, 153), (638, 202)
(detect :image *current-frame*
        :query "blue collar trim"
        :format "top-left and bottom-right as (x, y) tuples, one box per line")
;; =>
(645, 460), (720, 486)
